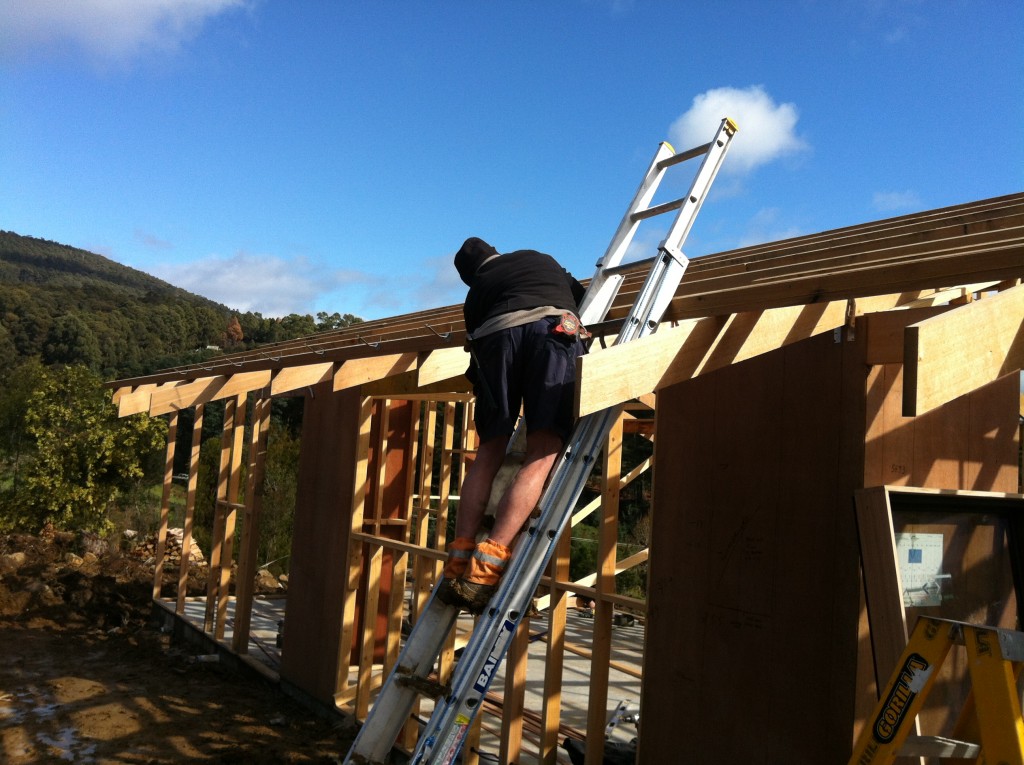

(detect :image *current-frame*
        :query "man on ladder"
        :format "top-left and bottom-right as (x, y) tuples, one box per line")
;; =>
(343, 117), (738, 765)
(436, 236), (587, 613)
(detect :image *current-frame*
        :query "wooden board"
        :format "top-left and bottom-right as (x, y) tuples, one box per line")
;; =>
(417, 346), (470, 387)
(270, 361), (333, 395)
(149, 375), (226, 415)
(903, 283), (1024, 415)
(640, 330), (864, 764)
(117, 383), (161, 416)
(277, 384), (368, 704)
(576, 296), (903, 417)
(143, 369), (271, 417)
(333, 352), (418, 391)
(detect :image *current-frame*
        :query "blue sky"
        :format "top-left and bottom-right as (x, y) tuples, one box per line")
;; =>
(1, 1), (1021, 320)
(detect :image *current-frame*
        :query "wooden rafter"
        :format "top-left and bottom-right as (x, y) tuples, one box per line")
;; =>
(117, 382), (167, 417)
(143, 369), (272, 417)
(105, 193), (1024, 393)
(270, 361), (333, 395)
(150, 375), (226, 415)
(333, 352), (418, 391)
(576, 293), (907, 417)
(417, 346), (470, 388)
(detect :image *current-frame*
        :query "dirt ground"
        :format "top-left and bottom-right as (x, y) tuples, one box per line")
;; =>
(0, 530), (353, 764)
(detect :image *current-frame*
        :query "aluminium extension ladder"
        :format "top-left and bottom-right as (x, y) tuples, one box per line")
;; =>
(343, 116), (739, 765)
(850, 616), (1024, 765)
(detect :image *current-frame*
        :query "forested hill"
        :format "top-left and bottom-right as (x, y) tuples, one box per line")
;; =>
(0, 231), (361, 379)
(0, 231), (223, 301)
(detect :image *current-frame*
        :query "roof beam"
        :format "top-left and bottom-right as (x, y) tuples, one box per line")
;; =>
(103, 195), (1024, 393)
(576, 294), (903, 417)
(270, 361), (334, 396)
(117, 383), (164, 417)
(903, 283), (1024, 416)
(361, 369), (472, 399)
(148, 376), (226, 415)
(655, 238), (1024, 322)
(417, 346), (470, 387)
(333, 352), (418, 391)
(145, 370), (273, 417)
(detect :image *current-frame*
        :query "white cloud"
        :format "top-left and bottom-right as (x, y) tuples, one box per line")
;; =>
(669, 86), (809, 174)
(134, 229), (173, 251)
(411, 254), (469, 311)
(152, 251), (370, 317)
(872, 190), (921, 213)
(0, 0), (246, 63)
(340, 254), (466, 320)
(735, 207), (804, 247)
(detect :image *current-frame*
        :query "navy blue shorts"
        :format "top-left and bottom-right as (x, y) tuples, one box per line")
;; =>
(469, 317), (585, 443)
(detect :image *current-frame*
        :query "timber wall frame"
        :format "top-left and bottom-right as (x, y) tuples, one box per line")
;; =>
(108, 193), (1024, 764)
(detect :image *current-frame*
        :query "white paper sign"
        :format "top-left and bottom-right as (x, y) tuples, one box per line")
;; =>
(895, 532), (948, 608)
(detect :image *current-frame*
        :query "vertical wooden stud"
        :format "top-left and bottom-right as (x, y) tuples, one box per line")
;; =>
(586, 412), (623, 764)
(206, 396), (237, 632)
(499, 616), (531, 764)
(541, 525), (572, 763)
(218, 394), (248, 641)
(232, 395), (269, 654)
(336, 394), (374, 705)
(152, 411), (178, 601)
(176, 404), (204, 615)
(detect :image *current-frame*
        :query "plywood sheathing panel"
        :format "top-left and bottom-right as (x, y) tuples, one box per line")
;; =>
(864, 368), (1020, 492)
(641, 329), (867, 764)
(903, 282), (1024, 416)
(278, 383), (367, 705)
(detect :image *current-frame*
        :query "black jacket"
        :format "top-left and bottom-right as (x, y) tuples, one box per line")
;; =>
(461, 249), (585, 334)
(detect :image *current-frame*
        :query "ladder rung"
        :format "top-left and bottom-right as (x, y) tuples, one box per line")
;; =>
(631, 196), (687, 222)
(898, 735), (981, 758)
(396, 671), (450, 699)
(657, 140), (712, 169)
(602, 255), (659, 278)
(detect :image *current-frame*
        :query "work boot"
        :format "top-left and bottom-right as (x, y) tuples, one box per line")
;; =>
(435, 537), (476, 608)
(442, 537), (476, 580)
(449, 538), (510, 614)
(448, 579), (497, 614)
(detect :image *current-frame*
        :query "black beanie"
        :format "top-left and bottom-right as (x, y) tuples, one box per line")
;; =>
(454, 237), (498, 285)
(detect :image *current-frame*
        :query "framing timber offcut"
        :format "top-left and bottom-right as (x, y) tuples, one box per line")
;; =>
(108, 192), (1024, 764)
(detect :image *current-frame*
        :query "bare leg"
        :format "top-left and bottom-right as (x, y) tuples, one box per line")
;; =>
(454, 434), (509, 540)
(487, 429), (563, 547)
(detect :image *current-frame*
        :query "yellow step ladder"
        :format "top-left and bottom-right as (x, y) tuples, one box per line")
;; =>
(850, 616), (1024, 764)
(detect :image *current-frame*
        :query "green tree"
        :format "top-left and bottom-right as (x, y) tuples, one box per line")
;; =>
(0, 358), (46, 492)
(42, 313), (102, 370)
(316, 311), (363, 331)
(2, 365), (167, 533)
(258, 422), (301, 573)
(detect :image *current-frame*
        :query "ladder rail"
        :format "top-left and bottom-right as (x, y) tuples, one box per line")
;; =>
(849, 617), (1024, 765)
(344, 593), (459, 763)
(576, 142), (675, 327)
